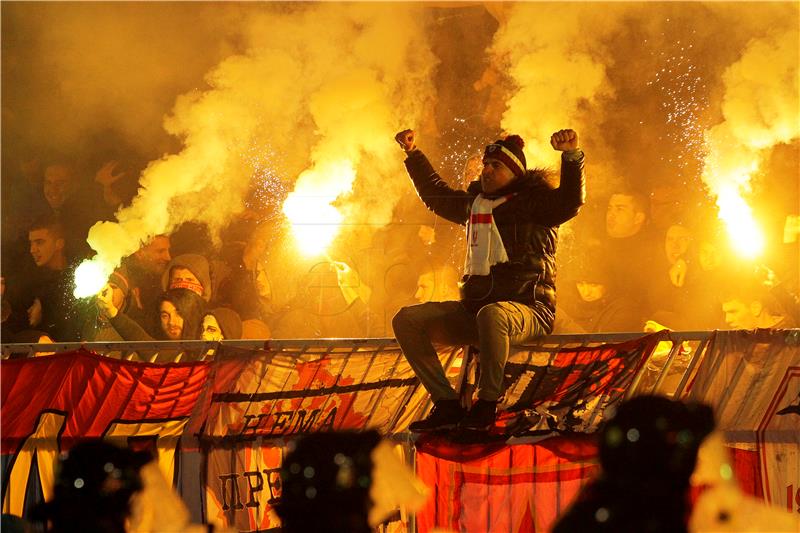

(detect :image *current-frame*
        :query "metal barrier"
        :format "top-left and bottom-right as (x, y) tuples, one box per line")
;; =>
(1, 330), (715, 398)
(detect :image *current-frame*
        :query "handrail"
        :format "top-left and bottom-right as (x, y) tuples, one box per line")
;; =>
(1, 330), (717, 358)
(2, 331), (724, 400)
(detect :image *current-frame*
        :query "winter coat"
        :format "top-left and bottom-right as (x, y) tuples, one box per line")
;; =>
(403, 150), (585, 327)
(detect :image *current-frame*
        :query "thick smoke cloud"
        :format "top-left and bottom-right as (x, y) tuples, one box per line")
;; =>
(701, 24), (799, 256)
(488, 3), (623, 165)
(485, 2), (798, 228)
(3, 2), (798, 297)
(1, 3), (240, 159)
(72, 4), (435, 292)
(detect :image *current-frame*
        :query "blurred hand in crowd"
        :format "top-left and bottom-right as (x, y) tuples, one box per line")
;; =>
(95, 284), (119, 319)
(94, 161), (126, 187)
(418, 225), (436, 246)
(331, 261), (371, 305)
(95, 161), (126, 207)
(27, 298), (42, 327)
(755, 264), (778, 288)
(669, 258), (688, 287)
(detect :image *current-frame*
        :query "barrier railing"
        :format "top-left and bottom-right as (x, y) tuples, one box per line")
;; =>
(1, 331), (715, 398)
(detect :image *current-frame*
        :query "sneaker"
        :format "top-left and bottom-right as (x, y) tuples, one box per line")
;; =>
(459, 399), (497, 431)
(409, 399), (466, 432)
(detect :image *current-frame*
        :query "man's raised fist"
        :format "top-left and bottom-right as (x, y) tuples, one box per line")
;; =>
(395, 129), (416, 152)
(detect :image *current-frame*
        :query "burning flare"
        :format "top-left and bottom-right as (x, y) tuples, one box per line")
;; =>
(700, 26), (798, 260)
(715, 185), (764, 259)
(701, 141), (766, 260)
(282, 160), (355, 257)
(73, 258), (112, 298)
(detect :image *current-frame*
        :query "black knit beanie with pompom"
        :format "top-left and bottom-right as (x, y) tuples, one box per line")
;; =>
(483, 134), (527, 177)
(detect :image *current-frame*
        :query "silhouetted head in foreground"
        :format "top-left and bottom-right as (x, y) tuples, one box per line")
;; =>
(276, 431), (382, 533)
(553, 395), (715, 533)
(34, 440), (151, 533)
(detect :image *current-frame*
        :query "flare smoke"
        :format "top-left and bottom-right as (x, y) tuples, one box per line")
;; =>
(78, 4), (434, 293)
(701, 25), (799, 257)
(488, 4), (622, 164)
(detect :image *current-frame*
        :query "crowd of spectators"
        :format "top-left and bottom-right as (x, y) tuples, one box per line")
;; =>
(1, 150), (798, 351)
(553, 188), (799, 335)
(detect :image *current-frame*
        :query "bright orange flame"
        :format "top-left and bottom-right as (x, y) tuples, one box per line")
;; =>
(282, 160), (355, 256)
(716, 185), (765, 259)
(73, 258), (113, 298)
(283, 193), (344, 256)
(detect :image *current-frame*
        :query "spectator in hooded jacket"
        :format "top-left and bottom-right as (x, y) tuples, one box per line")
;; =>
(117, 234), (172, 338)
(161, 254), (213, 303)
(556, 251), (640, 333)
(553, 395), (715, 533)
(201, 307), (243, 341)
(82, 270), (133, 345)
(32, 440), (151, 533)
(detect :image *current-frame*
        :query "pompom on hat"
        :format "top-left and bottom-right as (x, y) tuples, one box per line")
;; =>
(484, 134), (527, 177)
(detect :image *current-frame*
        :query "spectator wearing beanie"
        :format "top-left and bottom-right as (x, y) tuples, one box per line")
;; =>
(201, 307), (243, 341)
(83, 270), (134, 345)
(161, 254), (212, 302)
(392, 127), (585, 433)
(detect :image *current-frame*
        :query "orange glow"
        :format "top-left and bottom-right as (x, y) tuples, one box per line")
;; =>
(282, 160), (355, 257)
(73, 258), (113, 298)
(715, 185), (765, 259)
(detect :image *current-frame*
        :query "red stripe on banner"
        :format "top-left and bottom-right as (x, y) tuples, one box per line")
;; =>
(415, 437), (600, 533)
(470, 213), (493, 224)
(1, 350), (210, 453)
(729, 446), (764, 499)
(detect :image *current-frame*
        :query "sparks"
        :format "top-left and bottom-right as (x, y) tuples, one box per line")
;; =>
(246, 142), (289, 214)
(648, 37), (709, 180)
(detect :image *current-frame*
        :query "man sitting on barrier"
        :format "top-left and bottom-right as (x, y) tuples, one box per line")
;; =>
(392, 128), (586, 433)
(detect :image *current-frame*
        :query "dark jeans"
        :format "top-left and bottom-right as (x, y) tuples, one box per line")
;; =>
(392, 300), (550, 402)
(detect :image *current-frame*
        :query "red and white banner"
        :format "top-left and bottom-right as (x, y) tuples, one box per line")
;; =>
(197, 343), (444, 531)
(415, 436), (598, 533)
(3, 331), (798, 531)
(686, 329), (800, 514)
(1, 349), (210, 515)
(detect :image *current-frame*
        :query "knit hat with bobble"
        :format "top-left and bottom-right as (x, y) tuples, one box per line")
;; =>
(483, 134), (527, 177)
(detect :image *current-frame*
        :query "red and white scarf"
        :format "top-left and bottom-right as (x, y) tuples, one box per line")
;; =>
(465, 194), (514, 275)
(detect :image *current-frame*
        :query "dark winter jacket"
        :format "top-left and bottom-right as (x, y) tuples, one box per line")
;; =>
(404, 149), (585, 327)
